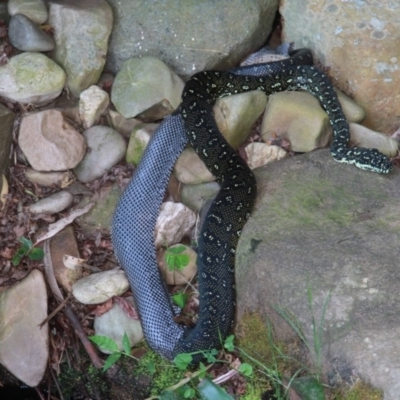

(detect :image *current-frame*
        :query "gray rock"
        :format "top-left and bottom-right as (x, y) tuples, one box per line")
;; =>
(73, 126), (126, 183)
(0, 104), (15, 177)
(0, 270), (48, 387)
(28, 190), (73, 214)
(18, 110), (86, 171)
(72, 270), (129, 304)
(77, 183), (122, 235)
(0, 52), (66, 105)
(48, 0), (113, 96)
(181, 181), (220, 212)
(94, 297), (143, 353)
(9, 14), (55, 52)
(111, 57), (184, 119)
(236, 149), (400, 399)
(8, 0), (48, 24)
(106, 0), (279, 78)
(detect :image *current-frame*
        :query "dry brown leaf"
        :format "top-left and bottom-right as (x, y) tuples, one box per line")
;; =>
(35, 203), (94, 245)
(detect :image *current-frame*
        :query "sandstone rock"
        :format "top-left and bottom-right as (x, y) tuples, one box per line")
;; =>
(50, 225), (82, 292)
(158, 244), (197, 286)
(281, 0), (400, 133)
(48, 0), (113, 96)
(79, 85), (110, 129)
(107, 110), (141, 137)
(214, 91), (267, 150)
(261, 91), (331, 152)
(18, 110), (86, 171)
(25, 169), (73, 187)
(245, 142), (287, 169)
(0, 52), (66, 105)
(155, 202), (196, 248)
(349, 123), (398, 157)
(0, 270), (48, 387)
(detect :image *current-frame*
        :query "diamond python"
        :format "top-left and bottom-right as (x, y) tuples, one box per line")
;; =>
(112, 48), (392, 361)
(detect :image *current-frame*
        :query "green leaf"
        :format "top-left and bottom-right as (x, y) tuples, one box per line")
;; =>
(122, 332), (131, 355)
(198, 362), (208, 380)
(238, 363), (253, 377)
(173, 353), (192, 370)
(18, 236), (32, 252)
(204, 349), (218, 363)
(28, 246), (44, 261)
(89, 335), (119, 353)
(146, 360), (156, 375)
(198, 378), (234, 400)
(165, 245), (190, 271)
(172, 292), (188, 308)
(12, 254), (22, 266)
(183, 387), (196, 398)
(223, 334), (235, 352)
(290, 376), (326, 400)
(102, 352), (122, 372)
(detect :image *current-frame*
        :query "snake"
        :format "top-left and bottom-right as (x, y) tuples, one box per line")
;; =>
(111, 47), (392, 362)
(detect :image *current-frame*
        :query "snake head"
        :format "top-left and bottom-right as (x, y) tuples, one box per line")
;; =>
(353, 147), (393, 174)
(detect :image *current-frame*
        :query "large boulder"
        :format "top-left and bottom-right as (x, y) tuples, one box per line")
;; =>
(236, 149), (400, 399)
(106, 0), (279, 78)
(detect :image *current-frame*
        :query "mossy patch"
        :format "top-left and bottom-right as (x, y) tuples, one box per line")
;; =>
(135, 347), (186, 397)
(335, 380), (383, 400)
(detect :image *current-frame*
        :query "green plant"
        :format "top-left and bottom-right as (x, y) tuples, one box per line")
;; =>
(274, 286), (332, 381)
(172, 290), (189, 308)
(89, 333), (139, 372)
(12, 236), (44, 266)
(165, 245), (190, 271)
(90, 332), (253, 399)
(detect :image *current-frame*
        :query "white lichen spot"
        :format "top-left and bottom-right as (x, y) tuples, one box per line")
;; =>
(335, 26), (343, 35)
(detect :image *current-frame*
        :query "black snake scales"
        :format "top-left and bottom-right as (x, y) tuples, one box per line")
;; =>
(112, 48), (392, 361)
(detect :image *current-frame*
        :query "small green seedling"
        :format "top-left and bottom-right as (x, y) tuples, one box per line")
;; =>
(165, 245), (190, 271)
(89, 333), (136, 372)
(12, 236), (44, 266)
(172, 290), (189, 308)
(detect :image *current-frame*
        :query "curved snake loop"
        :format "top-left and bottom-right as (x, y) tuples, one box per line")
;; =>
(112, 48), (392, 361)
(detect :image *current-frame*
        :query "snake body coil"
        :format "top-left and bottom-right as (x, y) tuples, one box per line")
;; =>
(112, 50), (392, 361)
